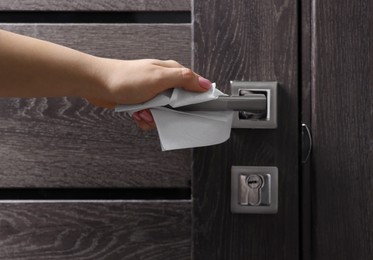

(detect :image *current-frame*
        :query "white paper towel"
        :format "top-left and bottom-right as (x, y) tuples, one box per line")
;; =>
(115, 84), (234, 151)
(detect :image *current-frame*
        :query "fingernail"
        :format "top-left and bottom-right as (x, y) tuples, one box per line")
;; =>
(139, 110), (154, 123)
(132, 112), (141, 121)
(198, 76), (212, 90)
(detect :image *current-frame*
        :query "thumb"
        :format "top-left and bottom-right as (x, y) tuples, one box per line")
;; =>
(162, 67), (212, 92)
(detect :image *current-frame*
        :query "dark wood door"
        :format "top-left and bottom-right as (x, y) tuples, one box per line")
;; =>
(192, 0), (299, 259)
(303, 0), (373, 259)
(193, 0), (373, 259)
(1, 0), (371, 260)
(0, 0), (300, 259)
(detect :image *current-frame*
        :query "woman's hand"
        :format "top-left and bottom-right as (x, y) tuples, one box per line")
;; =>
(0, 30), (212, 131)
(85, 59), (212, 130)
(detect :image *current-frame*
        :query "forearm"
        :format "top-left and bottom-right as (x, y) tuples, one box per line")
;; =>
(0, 28), (211, 127)
(0, 29), (103, 98)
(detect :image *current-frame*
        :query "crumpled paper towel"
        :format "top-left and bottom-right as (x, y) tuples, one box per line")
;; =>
(115, 84), (234, 151)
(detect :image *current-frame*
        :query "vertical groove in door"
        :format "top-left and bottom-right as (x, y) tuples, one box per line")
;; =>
(300, 0), (312, 259)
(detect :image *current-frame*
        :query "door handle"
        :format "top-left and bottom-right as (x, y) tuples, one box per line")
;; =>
(176, 81), (277, 129)
(174, 95), (267, 112)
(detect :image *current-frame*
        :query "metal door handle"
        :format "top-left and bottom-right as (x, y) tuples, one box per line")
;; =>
(176, 81), (278, 129)
(174, 94), (267, 112)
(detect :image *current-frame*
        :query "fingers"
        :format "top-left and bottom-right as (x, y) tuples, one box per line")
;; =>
(198, 76), (214, 90)
(132, 110), (156, 131)
(87, 96), (156, 131)
(133, 118), (155, 131)
(160, 67), (212, 93)
(148, 59), (212, 92)
(152, 59), (184, 68)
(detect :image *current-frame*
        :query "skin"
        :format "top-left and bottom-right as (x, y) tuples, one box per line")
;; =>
(0, 29), (212, 130)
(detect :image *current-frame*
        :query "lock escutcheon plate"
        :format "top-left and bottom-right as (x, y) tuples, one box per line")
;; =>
(231, 166), (278, 214)
(239, 174), (271, 206)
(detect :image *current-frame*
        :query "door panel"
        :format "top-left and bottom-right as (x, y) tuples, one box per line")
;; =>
(0, 202), (191, 259)
(0, 24), (191, 66)
(0, 3), (193, 259)
(0, 24), (192, 188)
(310, 0), (373, 259)
(193, 0), (299, 259)
(0, 0), (191, 11)
(0, 94), (192, 188)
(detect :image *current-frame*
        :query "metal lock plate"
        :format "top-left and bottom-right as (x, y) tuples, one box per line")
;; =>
(239, 174), (271, 206)
(231, 166), (278, 214)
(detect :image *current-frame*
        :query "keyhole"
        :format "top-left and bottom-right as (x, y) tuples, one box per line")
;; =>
(246, 175), (263, 189)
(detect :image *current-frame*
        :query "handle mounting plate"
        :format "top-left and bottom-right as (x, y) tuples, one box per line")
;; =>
(230, 81), (277, 129)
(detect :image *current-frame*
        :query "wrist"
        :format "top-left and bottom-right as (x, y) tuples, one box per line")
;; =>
(76, 55), (112, 101)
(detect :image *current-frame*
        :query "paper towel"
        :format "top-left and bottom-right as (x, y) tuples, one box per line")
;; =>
(115, 84), (234, 151)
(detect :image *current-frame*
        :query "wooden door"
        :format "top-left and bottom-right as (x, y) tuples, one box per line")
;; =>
(193, 0), (299, 259)
(3, 0), (370, 260)
(302, 0), (373, 259)
(0, 0), (301, 259)
(193, 0), (372, 259)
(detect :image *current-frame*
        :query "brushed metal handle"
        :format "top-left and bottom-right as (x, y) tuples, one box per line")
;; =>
(175, 81), (278, 129)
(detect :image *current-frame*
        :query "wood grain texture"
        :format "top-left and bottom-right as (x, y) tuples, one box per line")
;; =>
(0, 97), (192, 188)
(0, 24), (192, 188)
(0, 0), (191, 11)
(0, 201), (191, 259)
(311, 0), (373, 259)
(0, 24), (191, 67)
(193, 0), (299, 259)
